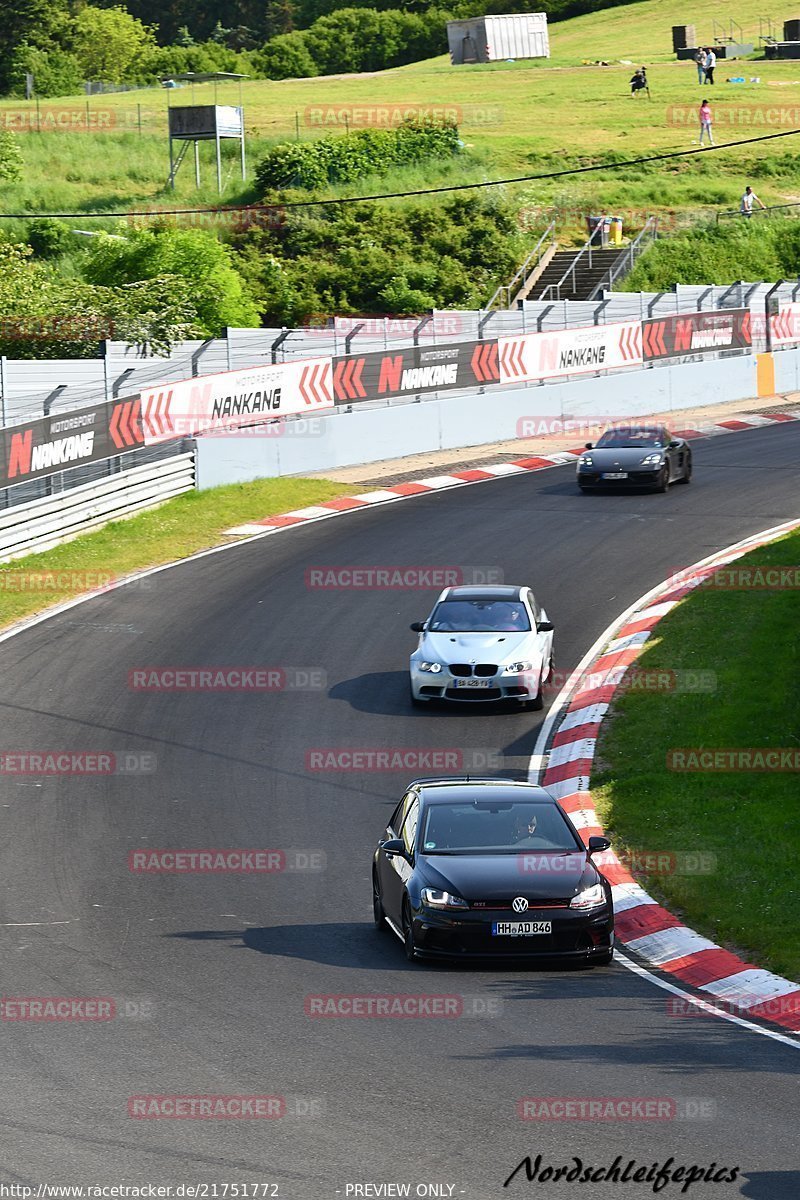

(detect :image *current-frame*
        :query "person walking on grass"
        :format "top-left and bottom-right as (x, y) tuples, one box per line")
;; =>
(694, 47), (706, 84)
(703, 46), (716, 85)
(630, 65), (649, 97)
(699, 98), (714, 145)
(740, 185), (766, 218)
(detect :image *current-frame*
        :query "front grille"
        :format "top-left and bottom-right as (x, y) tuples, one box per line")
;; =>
(475, 664), (498, 677)
(470, 899), (571, 910)
(444, 687), (502, 701)
(449, 664), (472, 677)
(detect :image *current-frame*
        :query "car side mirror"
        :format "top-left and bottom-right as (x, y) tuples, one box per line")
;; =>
(410, 621), (425, 633)
(537, 621), (554, 633)
(668, 441), (680, 450)
(380, 838), (407, 859)
(587, 835), (611, 854)
(585, 442), (593, 450)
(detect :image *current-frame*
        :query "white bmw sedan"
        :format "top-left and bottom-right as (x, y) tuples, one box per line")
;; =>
(409, 586), (554, 710)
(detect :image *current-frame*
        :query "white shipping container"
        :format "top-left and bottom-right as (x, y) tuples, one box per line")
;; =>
(484, 13), (549, 61)
(446, 13), (549, 64)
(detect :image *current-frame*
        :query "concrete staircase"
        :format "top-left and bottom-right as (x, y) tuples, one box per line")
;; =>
(531, 246), (622, 302)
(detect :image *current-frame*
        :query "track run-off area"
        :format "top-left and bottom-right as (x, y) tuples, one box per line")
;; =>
(1, 422), (799, 1198)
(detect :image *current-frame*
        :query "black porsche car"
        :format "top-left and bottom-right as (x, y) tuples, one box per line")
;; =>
(576, 424), (692, 492)
(372, 778), (614, 964)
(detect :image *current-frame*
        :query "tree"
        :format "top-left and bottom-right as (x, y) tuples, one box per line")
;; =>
(0, 0), (72, 92)
(72, 5), (157, 83)
(255, 32), (318, 79)
(7, 43), (84, 97)
(83, 227), (261, 335)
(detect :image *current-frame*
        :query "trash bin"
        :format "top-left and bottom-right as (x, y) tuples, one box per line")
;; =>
(609, 216), (623, 245)
(587, 215), (606, 245)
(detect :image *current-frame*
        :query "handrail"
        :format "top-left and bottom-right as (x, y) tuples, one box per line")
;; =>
(717, 199), (800, 222)
(586, 215), (659, 301)
(485, 220), (556, 310)
(538, 222), (608, 302)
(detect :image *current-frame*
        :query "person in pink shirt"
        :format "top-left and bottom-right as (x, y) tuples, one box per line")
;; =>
(699, 98), (714, 145)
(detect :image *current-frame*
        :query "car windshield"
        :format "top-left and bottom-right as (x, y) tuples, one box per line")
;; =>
(428, 599), (531, 633)
(420, 802), (580, 854)
(595, 429), (666, 449)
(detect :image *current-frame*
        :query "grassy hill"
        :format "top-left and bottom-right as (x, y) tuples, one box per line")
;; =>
(0, 0), (798, 240)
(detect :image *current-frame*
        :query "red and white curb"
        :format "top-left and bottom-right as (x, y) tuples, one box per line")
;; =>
(222, 408), (800, 538)
(532, 519), (800, 1037)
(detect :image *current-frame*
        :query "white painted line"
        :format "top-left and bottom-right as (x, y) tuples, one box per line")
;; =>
(616, 953), (800, 1049)
(541, 777), (589, 801)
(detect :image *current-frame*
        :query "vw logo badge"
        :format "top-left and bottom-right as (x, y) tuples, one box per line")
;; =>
(512, 896), (529, 913)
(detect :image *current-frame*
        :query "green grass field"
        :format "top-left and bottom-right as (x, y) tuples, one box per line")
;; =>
(592, 531), (800, 981)
(0, 476), (348, 631)
(2, 0), (800, 237)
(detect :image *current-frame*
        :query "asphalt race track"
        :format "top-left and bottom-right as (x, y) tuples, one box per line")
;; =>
(1, 423), (799, 1199)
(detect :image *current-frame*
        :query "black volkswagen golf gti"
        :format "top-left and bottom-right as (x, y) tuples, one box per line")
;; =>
(373, 779), (614, 964)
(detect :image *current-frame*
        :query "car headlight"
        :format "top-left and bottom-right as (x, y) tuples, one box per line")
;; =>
(578, 455), (593, 467)
(419, 661), (442, 674)
(421, 887), (469, 910)
(570, 883), (607, 911)
(504, 661), (535, 674)
(640, 453), (663, 466)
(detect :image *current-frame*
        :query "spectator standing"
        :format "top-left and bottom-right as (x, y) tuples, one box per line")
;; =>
(704, 46), (716, 85)
(740, 185), (766, 218)
(694, 47), (706, 84)
(699, 98), (714, 145)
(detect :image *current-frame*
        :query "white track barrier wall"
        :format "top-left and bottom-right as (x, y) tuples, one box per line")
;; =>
(194, 352), (770, 489)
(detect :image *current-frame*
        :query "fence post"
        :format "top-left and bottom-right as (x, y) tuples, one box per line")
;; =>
(0, 355), (6, 428)
(102, 340), (109, 402)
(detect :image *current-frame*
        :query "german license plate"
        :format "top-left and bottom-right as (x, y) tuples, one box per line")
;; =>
(455, 678), (492, 688)
(603, 472), (628, 479)
(492, 921), (552, 936)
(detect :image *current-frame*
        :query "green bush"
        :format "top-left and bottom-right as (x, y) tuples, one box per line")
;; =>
(26, 217), (73, 258)
(254, 117), (461, 192)
(82, 225), (261, 335)
(7, 43), (84, 97)
(621, 219), (800, 292)
(233, 193), (523, 322)
(254, 31), (318, 79)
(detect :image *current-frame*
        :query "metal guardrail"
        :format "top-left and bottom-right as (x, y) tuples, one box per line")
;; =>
(587, 217), (659, 301)
(537, 226), (607, 303)
(0, 452), (194, 562)
(485, 222), (557, 310)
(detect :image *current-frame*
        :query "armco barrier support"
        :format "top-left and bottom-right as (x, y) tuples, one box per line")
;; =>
(193, 352), (762, 489)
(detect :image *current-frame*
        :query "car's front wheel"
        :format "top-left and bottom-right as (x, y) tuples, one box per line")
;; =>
(402, 899), (418, 962)
(677, 454), (692, 484)
(655, 466), (670, 493)
(373, 871), (387, 932)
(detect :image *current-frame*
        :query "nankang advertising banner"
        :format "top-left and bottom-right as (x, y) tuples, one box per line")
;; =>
(642, 309), (751, 360)
(497, 322), (643, 385)
(0, 397), (145, 489)
(332, 340), (499, 404)
(139, 358), (335, 446)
